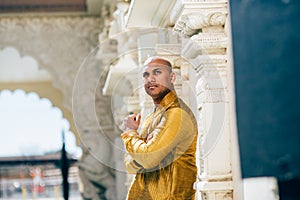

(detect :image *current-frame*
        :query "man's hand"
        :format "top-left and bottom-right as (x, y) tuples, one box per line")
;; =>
(146, 132), (154, 143)
(121, 113), (141, 131)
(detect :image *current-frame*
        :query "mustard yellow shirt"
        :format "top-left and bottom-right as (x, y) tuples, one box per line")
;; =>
(121, 91), (198, 200)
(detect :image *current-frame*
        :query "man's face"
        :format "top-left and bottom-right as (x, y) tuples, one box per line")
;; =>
(142, 59), (175, 100)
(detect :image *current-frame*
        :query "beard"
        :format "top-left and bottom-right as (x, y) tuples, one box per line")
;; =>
(145, 85), (171, 103)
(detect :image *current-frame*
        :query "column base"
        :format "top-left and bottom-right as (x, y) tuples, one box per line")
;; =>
(194, 180), (233, 200)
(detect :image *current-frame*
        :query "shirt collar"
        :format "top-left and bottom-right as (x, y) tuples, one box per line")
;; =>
(157, 90), (178, 110)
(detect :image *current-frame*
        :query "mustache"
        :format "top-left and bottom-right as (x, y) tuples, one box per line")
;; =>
(147, 83), (159, 87)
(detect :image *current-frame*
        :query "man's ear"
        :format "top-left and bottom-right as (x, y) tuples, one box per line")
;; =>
(170, 72), (176, 84)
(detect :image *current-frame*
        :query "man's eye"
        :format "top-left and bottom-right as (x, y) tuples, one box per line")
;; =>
(143, 73), (149, 78)
(154, 70), (161, 75)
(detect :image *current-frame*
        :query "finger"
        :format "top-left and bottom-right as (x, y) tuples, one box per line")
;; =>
(130, 114), (136, 121)
(146, 134), (153, 143)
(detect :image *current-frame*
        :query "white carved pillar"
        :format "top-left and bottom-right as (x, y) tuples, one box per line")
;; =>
(72, 51), (117, 200)
(191, 55), (233, 200)
(172, 0), (235, 199)
(100, 33), (141, 198)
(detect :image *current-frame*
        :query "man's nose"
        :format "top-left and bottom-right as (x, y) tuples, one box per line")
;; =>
(149, 74), (155, 82)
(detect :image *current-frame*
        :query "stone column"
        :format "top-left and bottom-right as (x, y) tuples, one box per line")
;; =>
(72, 52), (117, 200)
(172, 0), (236, 199)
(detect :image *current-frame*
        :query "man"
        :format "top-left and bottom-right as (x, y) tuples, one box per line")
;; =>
(121, 56), (198, 200)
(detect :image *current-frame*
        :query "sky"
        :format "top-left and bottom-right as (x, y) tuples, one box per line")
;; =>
(0, 47), (81, 158)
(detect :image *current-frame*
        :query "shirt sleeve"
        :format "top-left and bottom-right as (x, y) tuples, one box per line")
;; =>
(121, 107), (196, 169)
(123, 153), (143, 174)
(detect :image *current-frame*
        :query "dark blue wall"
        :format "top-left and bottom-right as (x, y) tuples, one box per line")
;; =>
(230, 0), (300, 183)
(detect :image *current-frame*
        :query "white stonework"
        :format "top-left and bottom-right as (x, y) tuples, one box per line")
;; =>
(0, 13), (121, 199)
(170, 0), (228, 26)
(97, 0), (242, 200)
(173, 12), (227, 37)
(0, 16), (101, 111)
(72, 51), (117, 199)
(125, 0), (176, 28)
(169, 0), (236, 199)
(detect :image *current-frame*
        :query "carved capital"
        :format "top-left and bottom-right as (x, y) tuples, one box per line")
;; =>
(174, 12), (227, 37)
(182, 32), (228, 59)
(190, 54), (227, 74)
(170, 0), (228, 26)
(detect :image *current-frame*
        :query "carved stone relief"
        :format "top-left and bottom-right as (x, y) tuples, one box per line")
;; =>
(171, 1), (234, 199)
(174, 12), (227, 37)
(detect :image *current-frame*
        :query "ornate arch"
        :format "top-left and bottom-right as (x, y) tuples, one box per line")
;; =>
(0, 15), (102, 143)
(0, 16), (101, 110)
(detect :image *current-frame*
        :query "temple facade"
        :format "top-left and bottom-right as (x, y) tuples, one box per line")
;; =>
(0, 0), (280, 200)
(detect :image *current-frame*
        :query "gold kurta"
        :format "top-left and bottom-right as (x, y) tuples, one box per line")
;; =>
(121, 91), (198, 200)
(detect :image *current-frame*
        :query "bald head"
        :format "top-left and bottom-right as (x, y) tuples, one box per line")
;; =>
(143, 56), (172, 72)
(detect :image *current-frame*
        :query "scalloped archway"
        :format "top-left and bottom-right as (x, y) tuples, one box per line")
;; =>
(0, 89), (81, 156)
